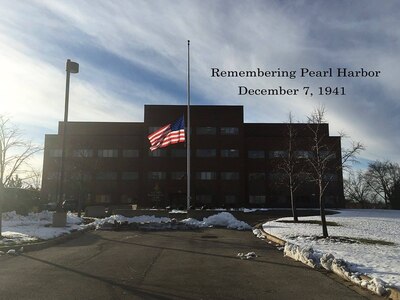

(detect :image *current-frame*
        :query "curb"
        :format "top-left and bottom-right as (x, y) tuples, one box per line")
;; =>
(254, 223), (286, 246)
(0, 227), (93, 254)
(256, 224), (400, 300)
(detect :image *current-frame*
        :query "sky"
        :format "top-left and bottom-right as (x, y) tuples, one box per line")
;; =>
(1, 0), (399, 175)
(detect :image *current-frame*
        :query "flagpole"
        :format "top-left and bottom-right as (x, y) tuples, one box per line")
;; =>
(186, 40), (191, 211)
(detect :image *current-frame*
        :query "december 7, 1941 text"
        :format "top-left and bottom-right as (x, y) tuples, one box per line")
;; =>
(210, 67), (381, 97)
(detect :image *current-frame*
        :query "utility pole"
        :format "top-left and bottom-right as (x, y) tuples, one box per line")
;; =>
(53, 59), (79, 227)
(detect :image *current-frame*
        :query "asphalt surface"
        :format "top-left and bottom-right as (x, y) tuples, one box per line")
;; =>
(0, 228), (380, 300)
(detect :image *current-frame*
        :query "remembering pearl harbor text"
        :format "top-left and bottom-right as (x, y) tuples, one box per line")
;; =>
(211, 67), (381, 97)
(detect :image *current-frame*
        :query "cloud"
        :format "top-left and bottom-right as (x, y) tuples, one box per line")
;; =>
(0, 0), (399, 172)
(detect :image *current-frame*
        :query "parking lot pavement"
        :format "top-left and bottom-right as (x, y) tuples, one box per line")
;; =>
(0, 228), (380, 300)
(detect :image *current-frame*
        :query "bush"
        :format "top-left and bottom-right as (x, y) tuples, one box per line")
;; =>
(1, 188), (41, 215)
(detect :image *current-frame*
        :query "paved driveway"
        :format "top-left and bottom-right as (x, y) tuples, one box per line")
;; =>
(0, 229), (379, 299)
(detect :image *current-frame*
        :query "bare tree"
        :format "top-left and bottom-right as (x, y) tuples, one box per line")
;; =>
(307, 105), (364, 237)
(0, 115), (42, 236)
(24, 168), (42, 190)
(365, 160), (400, 208)
(67, 147), (97, 217)
(339, 131), (365, 174)
(279, 112), (301, 222)
(344, 170), (375, 207)
(306, 106), (331, 237)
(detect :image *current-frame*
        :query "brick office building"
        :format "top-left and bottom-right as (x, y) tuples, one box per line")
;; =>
(41, 105), (345, 209)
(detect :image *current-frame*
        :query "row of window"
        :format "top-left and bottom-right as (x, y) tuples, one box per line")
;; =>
(148, 126), (239, 136)
(93, 194), (258, 204)
(48, 171), (337, 181)
(193, 195), (273, 204)
(49, 148), (336, 159)
(81, 193), (333, 205)
(249, 150), (336, 159)
(48, 171), (139, 181)
(49, 149), (139, 158)
(92, 194), (258, 204)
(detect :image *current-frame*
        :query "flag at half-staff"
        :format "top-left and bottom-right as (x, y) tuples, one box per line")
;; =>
(148, 115), (185, 151)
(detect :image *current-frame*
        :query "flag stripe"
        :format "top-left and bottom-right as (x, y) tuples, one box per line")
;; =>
(149, 129), (170, 145)
(148, 124), (170, 141)
(147, 116), (185, 151)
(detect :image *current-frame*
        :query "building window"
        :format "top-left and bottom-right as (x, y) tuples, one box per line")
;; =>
(248, 173), (265, 181)
(49, 149), (62, 157)
(249, 195), (266, 204)
(171, 172), (186, 180)
(73, 149), (93, 157)
(294, 151), (314, 159)
(149, 149), (167, 157)
(196, 172), (217, 180)
(224, 195), (237, 204)
(95, 194), (112, 204)
(122, 149), (139, 158)
(98, 149), (118, 158)
(221, 149), (239, 158)
(269, 151), (288, 158)
(171, 149), (187, 157)
(221, 172), (239, 180)
(248, 150), (265, 159)
(220, 127), (239, 135)
(148, 172), (166, 180)
(197, 127), (216, 135)
(121, 172), (139, 180)
(96, 172), (118, 180)
(196, 149), (216, 158)
(196, 194), (213, 204)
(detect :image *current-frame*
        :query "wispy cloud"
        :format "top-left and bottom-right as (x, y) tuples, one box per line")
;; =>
(0, 0), (399, 171)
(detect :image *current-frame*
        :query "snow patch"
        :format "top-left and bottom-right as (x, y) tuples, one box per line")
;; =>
(182, 212), (251, 230)
(92, 212), (251, 231)
(263, 209), (399, 294)
(237, 252), (258, 260)
(284, 243), (389, 296)
(1, 211), (84, 244)
(90, 214), (171, 229)
(252, 228), (266, 239)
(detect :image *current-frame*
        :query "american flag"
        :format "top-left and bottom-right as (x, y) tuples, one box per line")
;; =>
(148, 115), (185, 151)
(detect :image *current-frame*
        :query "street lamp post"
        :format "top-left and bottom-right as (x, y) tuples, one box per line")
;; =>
(53, 59), (79, 227)
(0, 141), (3, 237)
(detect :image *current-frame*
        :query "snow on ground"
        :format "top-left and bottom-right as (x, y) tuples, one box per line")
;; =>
(91, 214), (171, 229)
(262, 209), (400, 293)
(182, 212), (251, 230)
(1, 211), (84, 245)
(1, 211), (251, 249)
(93, 212), (251, 231)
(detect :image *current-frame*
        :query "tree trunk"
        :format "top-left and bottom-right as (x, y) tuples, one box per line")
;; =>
(0, 206), (2, 238)
(290, 183), (298, 222)
(0, 183), (3, 238)
(319, 193), (329, 237)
